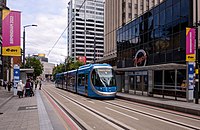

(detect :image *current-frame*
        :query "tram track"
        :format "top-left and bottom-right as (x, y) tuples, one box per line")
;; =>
(43, 88), (88, 130)
(112, 99), (200, 121)
(102, 101), (200, 130)
(43, 87), (134, 130)
(44, 84), (200, 130)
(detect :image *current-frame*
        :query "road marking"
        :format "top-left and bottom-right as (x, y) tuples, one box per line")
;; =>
(106, 101), (200, 130)
(59, 92), (135, 130)
(105, 107), (139, 120)
(88, 101), (94, 104)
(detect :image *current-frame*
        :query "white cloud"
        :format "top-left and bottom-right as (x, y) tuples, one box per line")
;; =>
(7, 0), (70, 64)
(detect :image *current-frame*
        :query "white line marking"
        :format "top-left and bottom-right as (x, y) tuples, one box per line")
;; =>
(105, 101), (199, 130)
(88, 101), (95, 104)
(58, 92), (136, 130)
(105, 107), (139, 120)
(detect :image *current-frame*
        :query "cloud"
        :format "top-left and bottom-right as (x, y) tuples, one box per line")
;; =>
(7, 0), (69, 64)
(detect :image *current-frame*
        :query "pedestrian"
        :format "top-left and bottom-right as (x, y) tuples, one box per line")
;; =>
(17, 80), (24, 98)
(35, 78), (38, 90)
(25, 79), (31, 97)
(30, 78), (34, 96)
(7, 81), (12, 92)
(3, 81), (7, 90)
(39, 78), (42, 90)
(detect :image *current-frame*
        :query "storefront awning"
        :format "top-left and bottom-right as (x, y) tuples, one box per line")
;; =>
(116, 63), (187, 72)
(20, 68), (34, 74)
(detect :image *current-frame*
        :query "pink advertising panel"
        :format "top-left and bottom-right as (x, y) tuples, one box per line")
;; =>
(2, 10), (21, 56)
(186, 27), (196, 61)
(186, 28), (195, 55)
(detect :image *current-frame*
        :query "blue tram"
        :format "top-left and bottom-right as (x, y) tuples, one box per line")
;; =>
(55, 64), (117, 99)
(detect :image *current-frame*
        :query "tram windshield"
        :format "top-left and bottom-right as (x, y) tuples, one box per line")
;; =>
(91, 68), (116, 87)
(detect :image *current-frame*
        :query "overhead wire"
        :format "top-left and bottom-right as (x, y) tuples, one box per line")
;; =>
(47, 0), (87, 56)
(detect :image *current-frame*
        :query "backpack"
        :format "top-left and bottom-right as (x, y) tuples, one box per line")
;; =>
(25, 82), (31, 88)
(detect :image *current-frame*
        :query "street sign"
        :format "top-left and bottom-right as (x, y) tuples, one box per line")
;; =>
(188, 62), (194, 90)
(13, 64), (20, 95)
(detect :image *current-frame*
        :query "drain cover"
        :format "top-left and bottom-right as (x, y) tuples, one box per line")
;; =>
(18, 105), (37, 111)
(0, 113), (3, 115)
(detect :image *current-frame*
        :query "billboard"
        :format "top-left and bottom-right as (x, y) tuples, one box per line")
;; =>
(186, 27), (196, 62)
(2, 9), (21, 56)
(77, 56), (86, 64)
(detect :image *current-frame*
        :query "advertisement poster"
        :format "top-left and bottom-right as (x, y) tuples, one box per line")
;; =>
(2, 9), (21, 56)
(186, 27), (195, 62)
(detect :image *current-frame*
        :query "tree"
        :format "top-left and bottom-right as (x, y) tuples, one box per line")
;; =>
(25, 57), (43, 79)
(52, 60), (84, 80)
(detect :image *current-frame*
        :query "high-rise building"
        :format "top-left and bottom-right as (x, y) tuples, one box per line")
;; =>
(67, 0), (104, 63)
(102, 0), (164, 66)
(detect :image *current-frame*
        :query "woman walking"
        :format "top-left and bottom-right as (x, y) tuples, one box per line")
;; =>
(17, 80), (24, 98)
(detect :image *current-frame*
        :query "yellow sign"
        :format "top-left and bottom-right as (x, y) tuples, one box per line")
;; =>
(186, 54), (195, 62)
(2, 46), (21, 56)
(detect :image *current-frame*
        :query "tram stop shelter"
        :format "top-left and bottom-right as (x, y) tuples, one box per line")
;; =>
(115, 63), (193, 101)
(20, 68), (34, 83)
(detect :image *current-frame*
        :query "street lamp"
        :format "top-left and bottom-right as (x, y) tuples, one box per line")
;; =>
(23, 24), (37, 68)
(195, 0), (199, 104)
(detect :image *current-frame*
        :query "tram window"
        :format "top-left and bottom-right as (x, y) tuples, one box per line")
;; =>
(78, 74), (81, 86)
(78, 74), (85, 86)
(85, 74), (88, 86)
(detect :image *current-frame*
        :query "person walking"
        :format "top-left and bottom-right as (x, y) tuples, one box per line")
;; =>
(30, 78), (34, 96)
(39, 78), (42, 90)
(3, 81), (7, 90)
(25, 79), (31, 97)
(17, 80), (24, 98)
(7, 81), (12, 92)
(35, 78), (38, 90)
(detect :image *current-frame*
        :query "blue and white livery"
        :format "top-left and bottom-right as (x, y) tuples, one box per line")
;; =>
(55, 64), (117, 99)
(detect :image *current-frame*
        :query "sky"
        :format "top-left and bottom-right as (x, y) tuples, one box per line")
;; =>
(7, 0), (70, 64)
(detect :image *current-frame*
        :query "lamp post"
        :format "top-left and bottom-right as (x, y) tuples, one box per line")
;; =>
(195, 0), (199, 104)
(23, 24), (37, 68)
(94, 36), (96, 63)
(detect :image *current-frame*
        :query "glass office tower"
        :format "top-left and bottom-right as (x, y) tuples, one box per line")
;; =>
(116, 0), (193, 96)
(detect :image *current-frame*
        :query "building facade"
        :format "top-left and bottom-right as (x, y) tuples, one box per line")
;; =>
(0, 0), (7, 80)
(102, 0), (164, 66)
(31, 54), (54, 81)
(116, 0), (200, 97)
(67, 0), (104, 63)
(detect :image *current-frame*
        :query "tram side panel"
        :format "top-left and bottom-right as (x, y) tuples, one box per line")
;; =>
(77, 69), (90, 96)
(67, 70), (77, 93)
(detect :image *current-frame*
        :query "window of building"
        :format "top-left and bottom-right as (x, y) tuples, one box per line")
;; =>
(166, 7), (172, 24)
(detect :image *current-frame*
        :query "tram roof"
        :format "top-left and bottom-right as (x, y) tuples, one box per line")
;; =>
(116, 63), (186, 72)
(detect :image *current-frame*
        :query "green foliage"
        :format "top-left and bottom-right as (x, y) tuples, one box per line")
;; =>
(25, 57), (43, 78)
(52, 60), (84, 79)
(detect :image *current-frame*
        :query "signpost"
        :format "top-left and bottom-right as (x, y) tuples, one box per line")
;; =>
(13, 64), (20, 95)
(186, 27), (196, 102)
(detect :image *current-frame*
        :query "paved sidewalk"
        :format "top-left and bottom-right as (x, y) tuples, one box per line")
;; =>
(0, 87), (66, 130)
(0, 87), (13, 108)
(117, 92), (200, 116)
